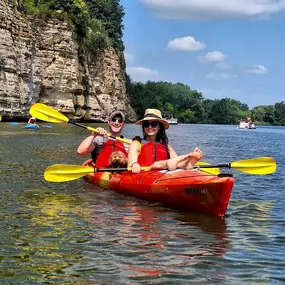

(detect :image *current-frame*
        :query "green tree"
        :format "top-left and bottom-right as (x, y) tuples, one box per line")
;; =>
(180, 109), (195, 123)
(264, 105), (275, 124)
(251, 106), (266, 123)
(84, 18), (111, 55)
(85, 0), (125, 51)
(22, 0), (124, 52)
(274, 101), (285, 126)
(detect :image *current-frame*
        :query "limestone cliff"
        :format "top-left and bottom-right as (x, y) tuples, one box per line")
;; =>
(0, 0), (136, 122)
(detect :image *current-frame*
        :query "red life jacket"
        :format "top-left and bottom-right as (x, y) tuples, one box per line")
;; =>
(95, 140), (128, 168)
(138, 142), (168, 166)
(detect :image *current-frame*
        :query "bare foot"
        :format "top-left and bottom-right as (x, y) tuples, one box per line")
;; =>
(185, 147), (203, 170)
(166, 154), (191, 170)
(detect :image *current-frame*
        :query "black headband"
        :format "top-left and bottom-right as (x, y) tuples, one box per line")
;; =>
(143, 114), (162, 120)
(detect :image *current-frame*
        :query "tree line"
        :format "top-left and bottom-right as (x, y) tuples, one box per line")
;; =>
(126, 79), (285, 126)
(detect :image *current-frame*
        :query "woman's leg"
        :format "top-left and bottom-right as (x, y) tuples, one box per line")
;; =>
(150, 154), (191, 171)
(150, 148), (203, 171)
(150, 160), (168, 170)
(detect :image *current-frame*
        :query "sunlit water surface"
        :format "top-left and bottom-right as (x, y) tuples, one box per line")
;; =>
(0, 122), (285, 284)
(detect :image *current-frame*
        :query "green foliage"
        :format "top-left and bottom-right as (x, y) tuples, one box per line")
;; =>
(274, 101), (285, 126)
(84, 18), (111, 55)
(127, 79), (285, 126)
(180, 109), (195, 123)
(251, 106), (266, 123)
(127, 80), (206, 123)
(21, 0), (124, 53)
(85, 0), (125, 51)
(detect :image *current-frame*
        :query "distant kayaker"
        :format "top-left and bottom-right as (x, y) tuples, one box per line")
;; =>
(127, 108), (203, 173)
(28, 116), (37, 125)
(77, 110), (128, 167)
(247, 116), (254, 128)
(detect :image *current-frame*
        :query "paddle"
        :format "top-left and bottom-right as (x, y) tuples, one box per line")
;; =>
(195, 161), (220, 175)
(44, 164), (150, 182)
(29, 103), (131, 144)
(44, 157), (276, 183)
(44, 162), (219, 182)
(39, 124), (53, 129)
(194, 157), (276, 175)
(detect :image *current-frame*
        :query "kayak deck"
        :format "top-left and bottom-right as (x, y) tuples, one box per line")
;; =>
(85, 169), (234, 217)
(25, 123), (40, 129)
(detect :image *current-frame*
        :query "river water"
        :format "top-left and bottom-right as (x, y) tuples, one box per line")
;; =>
(0, 122), (284, 284)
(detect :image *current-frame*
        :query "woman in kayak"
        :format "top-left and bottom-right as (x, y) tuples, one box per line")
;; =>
(77, 110), (128, 167)
(128, 108), (203, 173)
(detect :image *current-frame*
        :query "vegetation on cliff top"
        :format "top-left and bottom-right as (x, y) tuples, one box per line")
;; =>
(21, 0), (125, 53)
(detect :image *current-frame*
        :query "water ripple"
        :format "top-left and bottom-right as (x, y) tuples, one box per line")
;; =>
(1, 124), (285, 284)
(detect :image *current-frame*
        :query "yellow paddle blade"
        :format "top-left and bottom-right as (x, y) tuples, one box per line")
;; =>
(231, 157), (276, 175)
(44, 164), (94, 182)
(30, 103), (69, 123)
(195, 161), (220, 175)
(44, 164), (151, 183)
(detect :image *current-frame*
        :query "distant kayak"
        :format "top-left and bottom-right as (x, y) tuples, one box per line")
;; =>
(25, 123), (40, 129)
(10, 122), (20, 125)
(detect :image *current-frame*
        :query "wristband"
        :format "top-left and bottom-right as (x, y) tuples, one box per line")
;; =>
(131, 162), (139, 167)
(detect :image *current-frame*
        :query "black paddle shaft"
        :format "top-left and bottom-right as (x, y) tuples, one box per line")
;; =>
(195, 163), (231, 169)
(96, 167), (129, 172)
(69, 121), (117, 140)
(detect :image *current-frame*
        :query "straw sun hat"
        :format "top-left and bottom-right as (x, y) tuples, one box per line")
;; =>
(135, 109), (169, 129)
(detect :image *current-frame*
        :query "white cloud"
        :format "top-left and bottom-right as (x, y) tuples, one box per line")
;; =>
(167, 36), (206, 51)
(205, 72), (237, 79)
(127, 66), (159, 82)
(245, 65), (268, 74)
(216, 62), (231, 69)
(140, 0), (285, 20)
(198, 51), (226, 63)
(124, 52), (134, 64)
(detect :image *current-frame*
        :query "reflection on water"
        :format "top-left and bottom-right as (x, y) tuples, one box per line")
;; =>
(80, 194), (232, 282)
(1, 189), (93, 284)
(1, 123), (285, 284)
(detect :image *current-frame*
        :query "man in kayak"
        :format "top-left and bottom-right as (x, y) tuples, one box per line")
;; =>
(127, 108), (203, 173)
(77, 110), (128, 167)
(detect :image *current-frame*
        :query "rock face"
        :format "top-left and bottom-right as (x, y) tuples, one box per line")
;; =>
(0, 0), (136, 122)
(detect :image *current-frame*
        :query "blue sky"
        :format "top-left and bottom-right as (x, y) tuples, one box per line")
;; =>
(120, 0), (285, 108)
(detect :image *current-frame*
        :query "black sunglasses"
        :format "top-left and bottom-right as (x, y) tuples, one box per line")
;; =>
(111, 117), (123, 123)
(143, 121), (159, 128)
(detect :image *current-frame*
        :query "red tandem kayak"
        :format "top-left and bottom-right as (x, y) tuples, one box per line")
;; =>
(84, 166), (234, 217)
